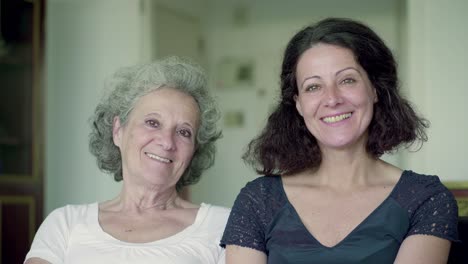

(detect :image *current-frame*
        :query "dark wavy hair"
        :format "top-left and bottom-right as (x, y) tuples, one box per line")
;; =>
(89, 56), (222, 190)
(243, 17), (429, 175)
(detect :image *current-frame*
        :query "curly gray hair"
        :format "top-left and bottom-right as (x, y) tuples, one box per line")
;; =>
(89, 56), (222, 190)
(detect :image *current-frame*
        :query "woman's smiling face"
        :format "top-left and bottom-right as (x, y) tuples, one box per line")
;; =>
(113, 87), (200, 188)
(294, 43), (377, 152)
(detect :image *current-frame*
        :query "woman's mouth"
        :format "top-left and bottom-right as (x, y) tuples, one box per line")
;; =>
(322, 113), (352, 123)
(145, 152), (173, 163)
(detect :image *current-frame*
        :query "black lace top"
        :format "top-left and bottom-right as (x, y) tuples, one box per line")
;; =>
(220, 170), (459, 264)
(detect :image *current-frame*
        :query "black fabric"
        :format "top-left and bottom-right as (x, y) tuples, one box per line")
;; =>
(448, 216), (468, 264)
(221, 170), (459, 263)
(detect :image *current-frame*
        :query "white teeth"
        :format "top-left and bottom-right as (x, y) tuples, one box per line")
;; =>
(322, 113), (352, 123)
(145, 152), (172, 163)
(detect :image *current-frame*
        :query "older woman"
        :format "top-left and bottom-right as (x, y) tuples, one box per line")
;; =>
(25, 57), (229, 264)
(221, 18), (458, 263)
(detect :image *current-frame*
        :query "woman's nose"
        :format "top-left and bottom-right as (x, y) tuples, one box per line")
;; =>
(158, 130), (176, 151)
(324, 86), (343, 107)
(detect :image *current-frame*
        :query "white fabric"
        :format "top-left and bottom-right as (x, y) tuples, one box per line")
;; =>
(25, 203), (230, 264)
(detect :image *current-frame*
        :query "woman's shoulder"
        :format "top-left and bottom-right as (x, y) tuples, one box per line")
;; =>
(392, 170), (456, 211)
(201, 203), (231, 221)
(395, 171), (459, 241)
(233, 175), (286, 206)
(45, 203), (97, 225)
(56, 202), (97, 215)
(242, 175), (282, 193)
(194, 203), (230, 236)
(32, 203), (97, 246)
(232, 175), (288, 216)
(396, 170), (447, 192)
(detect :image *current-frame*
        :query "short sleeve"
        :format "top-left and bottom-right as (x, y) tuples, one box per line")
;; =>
(24, 206), (73, 263)
(406, 178), (459, 241)
(220, 181), (268, 253)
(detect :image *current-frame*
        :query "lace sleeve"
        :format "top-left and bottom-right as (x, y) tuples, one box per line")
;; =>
(407, 180), (459, 241)
(220, 181), (268, 253)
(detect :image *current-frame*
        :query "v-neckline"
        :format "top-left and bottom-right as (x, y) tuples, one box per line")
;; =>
(278, 170), (406, 249)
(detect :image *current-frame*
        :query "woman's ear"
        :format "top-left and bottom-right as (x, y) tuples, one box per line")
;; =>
(112, 116), (122, 147)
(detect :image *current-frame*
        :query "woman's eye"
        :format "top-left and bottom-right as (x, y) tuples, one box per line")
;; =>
(305, 84), (320, 92)
(341, 78), (356, 85)
(145, 119), (159, 128)
(178, 129), (192, 138)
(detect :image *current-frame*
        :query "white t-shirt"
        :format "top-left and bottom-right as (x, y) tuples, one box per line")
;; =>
(24, 203), (230, 264)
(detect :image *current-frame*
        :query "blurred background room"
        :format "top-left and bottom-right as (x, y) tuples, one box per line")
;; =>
(0, 0), (467, 263)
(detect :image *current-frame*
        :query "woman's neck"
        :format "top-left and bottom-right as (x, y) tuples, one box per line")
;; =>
(111, 183), (184, 214)
(299, 145), (382, 190)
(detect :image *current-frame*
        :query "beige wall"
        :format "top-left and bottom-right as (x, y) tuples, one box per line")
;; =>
(191, 0), (404, 207)
(45, 0), (142, 212)
(44, 0), (468, 214)
(402, 0), (468, 180)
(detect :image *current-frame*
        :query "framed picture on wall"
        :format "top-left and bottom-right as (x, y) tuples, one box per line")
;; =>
(215, 57), (255, 90)
(444, 181), (468, 217)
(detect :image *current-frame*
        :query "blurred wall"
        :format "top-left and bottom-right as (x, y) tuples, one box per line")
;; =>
(191, 0), (405, 207)
(44, 0), (143, 212)
(44, 0), (468, 214)
(401, 0), (468, 181)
